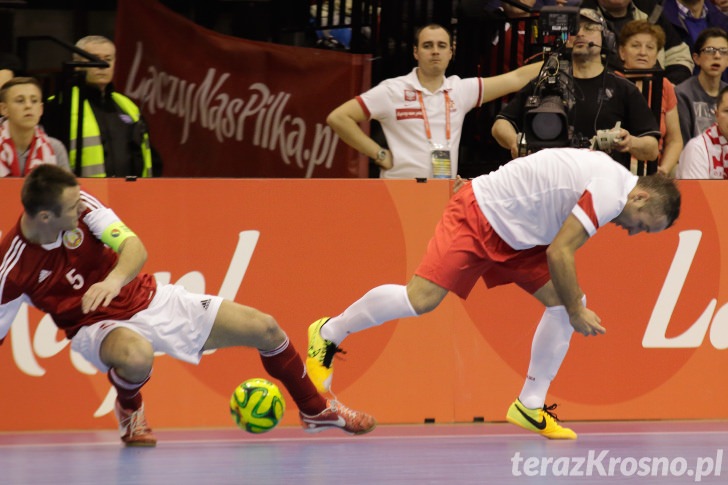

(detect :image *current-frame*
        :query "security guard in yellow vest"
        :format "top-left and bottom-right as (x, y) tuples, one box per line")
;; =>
(44, 35), (156, 178)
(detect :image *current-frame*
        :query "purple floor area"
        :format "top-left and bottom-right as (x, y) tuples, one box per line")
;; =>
(2, 421), (726, 484)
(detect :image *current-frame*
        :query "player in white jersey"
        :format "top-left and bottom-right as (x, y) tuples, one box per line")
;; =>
(307, 147), (681, 439)
(0, 165), (376, 447)
(326, 23), (543, 179)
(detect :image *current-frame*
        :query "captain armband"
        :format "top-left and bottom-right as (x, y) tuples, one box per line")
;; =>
(101, 221), (138, 252)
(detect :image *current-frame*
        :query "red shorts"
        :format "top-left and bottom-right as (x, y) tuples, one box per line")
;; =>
(415, 183), (550, 299)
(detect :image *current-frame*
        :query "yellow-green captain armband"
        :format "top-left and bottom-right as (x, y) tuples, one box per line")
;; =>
(101, 221), (138, 252)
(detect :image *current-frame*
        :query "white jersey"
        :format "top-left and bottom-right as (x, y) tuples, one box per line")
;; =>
(358, 68), (483, 179)
(471, 148), (638, 250)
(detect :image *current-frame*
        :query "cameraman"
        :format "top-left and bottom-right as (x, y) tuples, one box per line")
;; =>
(492, 8), (660, 168)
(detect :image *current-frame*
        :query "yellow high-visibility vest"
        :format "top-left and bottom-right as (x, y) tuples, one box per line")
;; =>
(68, 87), (152, 177)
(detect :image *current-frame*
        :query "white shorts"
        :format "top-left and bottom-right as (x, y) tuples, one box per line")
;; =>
(70, 282), (223, 373)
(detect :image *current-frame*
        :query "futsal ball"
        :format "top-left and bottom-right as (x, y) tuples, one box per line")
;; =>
(229, 378), (286, 433)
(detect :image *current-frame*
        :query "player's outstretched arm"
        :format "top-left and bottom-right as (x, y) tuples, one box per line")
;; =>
(81, 236), (147, 314)
(547, 215), (606, 337)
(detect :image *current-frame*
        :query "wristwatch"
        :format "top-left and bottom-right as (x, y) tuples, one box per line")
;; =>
(375, 148), (388, 162)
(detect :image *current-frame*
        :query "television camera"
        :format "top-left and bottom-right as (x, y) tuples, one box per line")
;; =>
(516, 5), (625, 156)
(517, 5), (580, 156)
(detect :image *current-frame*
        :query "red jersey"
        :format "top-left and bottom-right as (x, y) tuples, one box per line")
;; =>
(0, 191), (156, 341)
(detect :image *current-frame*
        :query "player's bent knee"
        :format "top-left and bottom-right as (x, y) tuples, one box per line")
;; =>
(205, 302), (286, 350)
(255, 311), (286, 347)
(100, 329), (153, 376)
(409, 294), (443, 315)
(114, 343), (153, 374)
(407, 278), (447, 315)
(254, 311), (278, 334)
(408, 297), (432, 315)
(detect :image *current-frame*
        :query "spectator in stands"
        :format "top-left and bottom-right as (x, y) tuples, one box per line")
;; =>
(0, 77), (70, 177)
(676, 84), (728, 177)
(662, 0), (728, 57)
(325, 23), (543, 179)
(662, 0), (728, 83)
(581, 0), (695, 84)
(43, 35), (158, 178)
(618, 20), (683, 175)
(709, 0), (728, 14)
(675, 27), (728, 143)
(492, 9), (660, 168)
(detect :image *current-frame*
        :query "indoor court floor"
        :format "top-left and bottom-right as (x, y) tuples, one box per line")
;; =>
(1, 420), (726, 484)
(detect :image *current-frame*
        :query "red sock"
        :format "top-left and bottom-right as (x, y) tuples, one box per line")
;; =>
(108, 368), (149, 411)
(260, 337), (327, 416)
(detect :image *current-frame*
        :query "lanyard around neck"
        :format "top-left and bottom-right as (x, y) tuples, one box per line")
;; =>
(417, 90), (451, 144)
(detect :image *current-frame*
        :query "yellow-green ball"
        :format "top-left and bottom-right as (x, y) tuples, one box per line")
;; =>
(229, 378), (285, 433)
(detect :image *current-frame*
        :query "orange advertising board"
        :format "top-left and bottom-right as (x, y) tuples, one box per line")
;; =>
(0, 178), (724, 431)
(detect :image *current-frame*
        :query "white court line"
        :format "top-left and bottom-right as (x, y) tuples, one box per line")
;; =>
(2, 428), (728, 449)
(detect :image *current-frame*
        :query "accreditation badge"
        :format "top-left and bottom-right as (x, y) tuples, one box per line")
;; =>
(431, 147), (451, 179)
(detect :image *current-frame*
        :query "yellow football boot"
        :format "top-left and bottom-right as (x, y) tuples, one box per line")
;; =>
(306, 317), (344, 393)
(506, 399), (577, 440)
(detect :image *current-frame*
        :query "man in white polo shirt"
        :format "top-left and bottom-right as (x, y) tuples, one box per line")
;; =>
(326, 23), (542, 179)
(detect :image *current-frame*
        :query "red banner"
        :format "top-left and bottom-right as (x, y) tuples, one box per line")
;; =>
(114, 0), (371, 177)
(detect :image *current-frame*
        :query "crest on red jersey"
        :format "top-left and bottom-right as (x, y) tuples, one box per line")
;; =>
(63, 229), (84, 249)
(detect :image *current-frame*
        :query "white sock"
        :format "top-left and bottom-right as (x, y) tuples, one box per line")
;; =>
(320, 284), (417, 345)
(518, 296), (584, 409)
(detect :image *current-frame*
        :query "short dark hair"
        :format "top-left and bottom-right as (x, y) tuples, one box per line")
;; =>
(637, 173), (681, 229)
(414, 23), (453, 47)
(718, 85), (728, 110)
(0, 76), (42, 102)
(694, 27), (728, 54)
(21, 164), (79, 217)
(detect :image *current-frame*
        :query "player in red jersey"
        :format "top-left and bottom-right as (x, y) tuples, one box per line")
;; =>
(0, 164), (376, 446)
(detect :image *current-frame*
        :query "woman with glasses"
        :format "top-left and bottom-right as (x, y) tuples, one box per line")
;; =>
(618, 20), (682, 176)
(674, 27), (728, 143)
